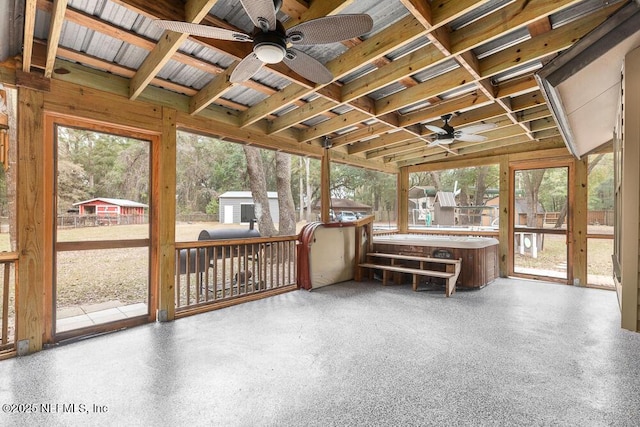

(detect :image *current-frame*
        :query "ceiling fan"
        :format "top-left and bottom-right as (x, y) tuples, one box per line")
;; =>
(154, 0), (373, 84)
(425, 114), (497, 146)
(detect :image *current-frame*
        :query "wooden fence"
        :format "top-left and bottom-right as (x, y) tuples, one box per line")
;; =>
(57, 214), (149, 228)
(174, 235), (297, 314)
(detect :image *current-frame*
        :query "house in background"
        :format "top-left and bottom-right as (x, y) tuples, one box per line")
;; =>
(73, 197), (148, 225)
(218, 191), (279, 224)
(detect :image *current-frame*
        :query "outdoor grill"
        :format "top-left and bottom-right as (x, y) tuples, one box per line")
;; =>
(197, 223), (261, 242)
(178, 221), (261, 275)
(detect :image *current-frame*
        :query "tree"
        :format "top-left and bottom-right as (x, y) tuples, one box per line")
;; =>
(275, 152), (296, 235)
(521, 169), (546, 227)
(243, 145), (277, 236)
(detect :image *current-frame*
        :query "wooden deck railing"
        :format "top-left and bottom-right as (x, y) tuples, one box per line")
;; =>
(174, 235), (297, 314)
(0, 253), (17, 357)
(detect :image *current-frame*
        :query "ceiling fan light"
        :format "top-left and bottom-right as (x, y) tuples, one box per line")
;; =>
(255, 43), (286, 63)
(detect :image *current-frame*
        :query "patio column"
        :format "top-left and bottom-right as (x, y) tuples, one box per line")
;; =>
(320, 147), (331, 223)
(155, 107), (176, 321)
(16, 87), (47, 354)
(398, 167), (409, 233)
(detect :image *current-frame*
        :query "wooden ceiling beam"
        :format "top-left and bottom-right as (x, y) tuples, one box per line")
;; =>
(280, 0), (309, 21)
(398, 0), (434, 28)
(348, 130), (417, 155)
(22, 0), (38, 72)
(189, 61), (238, 114)
(479, 4), (620, 78)
(366, 140), (425, 159)
(299, 110), (372, 143)
(111, 0), (185, 20)
(129, 0), (220, 100)
(450, 0), (583, 54)
(376, 67), (472, 116)
(397, 91), (491, 127)
(430, 0), (495, 27)
(239, 15), (428, 127)
(341, 44), (447, 102)
(330, 123), (394, 148)
(44, 0), (68, 78)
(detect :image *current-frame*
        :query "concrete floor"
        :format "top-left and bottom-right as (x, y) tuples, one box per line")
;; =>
(1, 278), (640, 426)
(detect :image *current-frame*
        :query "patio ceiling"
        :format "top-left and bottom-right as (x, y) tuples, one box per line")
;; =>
(3, 0), (630, 171)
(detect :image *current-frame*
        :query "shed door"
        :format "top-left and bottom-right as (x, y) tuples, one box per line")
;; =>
(224, 205), (234, 224)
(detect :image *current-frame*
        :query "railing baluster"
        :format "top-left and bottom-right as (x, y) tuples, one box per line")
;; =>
(2, 263), (10, 346)
(174, 235), (298, 312)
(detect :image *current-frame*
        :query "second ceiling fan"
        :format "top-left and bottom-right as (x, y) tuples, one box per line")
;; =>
(426, 114), (497, 146)
(155, 0), (374, 84)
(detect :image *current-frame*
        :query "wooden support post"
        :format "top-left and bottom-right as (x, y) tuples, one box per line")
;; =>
(499, 155), (510, 277)
(320, 147), (331, 223)
(16, 87), (46, 354)
(572, 156), (588, 286)
(155, 107), (176, 321)
(398, 166), (409, 233)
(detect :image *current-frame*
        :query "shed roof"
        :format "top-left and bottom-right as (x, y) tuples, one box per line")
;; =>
(73, 197), (148, 208)
(219, 191), (278, 199)
(434, 192), (457, 207)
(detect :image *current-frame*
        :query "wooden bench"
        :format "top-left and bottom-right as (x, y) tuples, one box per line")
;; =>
(360, 252), (462, 297)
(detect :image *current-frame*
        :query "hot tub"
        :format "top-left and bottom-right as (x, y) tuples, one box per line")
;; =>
(373, 234), (499, 288)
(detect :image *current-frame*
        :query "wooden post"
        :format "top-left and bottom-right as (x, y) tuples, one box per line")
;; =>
(499, 155), (510, 277)
(320, 148), (331, 223)
(16, 87), (46, 354)
(572, 157), (588, 286)
(398, 167), (409, 233)
(155, 107), (176, 321)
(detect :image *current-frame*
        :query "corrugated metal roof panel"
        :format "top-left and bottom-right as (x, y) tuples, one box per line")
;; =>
(474, 28), (531, 60)
(386, 36), (431, 61)
(223, 86), (268, 107)
(435, 192), (456, 207)
(551, 0), (626, 28)
(368, 82), (406, 101)
(413, 58), (459, 83)
(342, 0), (409, 38)
(449, 0), (514, 31)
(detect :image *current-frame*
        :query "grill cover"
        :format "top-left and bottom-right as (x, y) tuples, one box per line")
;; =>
(198, 228), (261, 240)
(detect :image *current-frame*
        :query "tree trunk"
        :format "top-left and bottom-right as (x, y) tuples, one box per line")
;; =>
(275, 152), (296, 236)
(522, 169), (546, 227)
(298, 157), (304, 222)
(243, 145), (277, 237)
(553, 153), (606, 228)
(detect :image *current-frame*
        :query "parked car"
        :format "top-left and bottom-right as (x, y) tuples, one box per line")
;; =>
(338, 211), (357, 222)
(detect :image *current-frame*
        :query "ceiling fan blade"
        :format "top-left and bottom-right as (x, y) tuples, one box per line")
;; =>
(230, 53), (265, 83)
(456, 133), (487, 143)
(457, 122), (497, 134)
(283, 49), (333, 84)
(154, 20), (252, 41)
(240, 0), (277, 31)
(425, 124), (447, 134)
(287, 14), (374, 45)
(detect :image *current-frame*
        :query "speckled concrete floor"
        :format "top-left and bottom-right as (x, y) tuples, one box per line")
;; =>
(1, 278), (639, 426)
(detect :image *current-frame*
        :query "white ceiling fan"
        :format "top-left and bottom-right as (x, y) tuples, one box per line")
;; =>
(426, 114), (497, 146)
